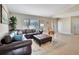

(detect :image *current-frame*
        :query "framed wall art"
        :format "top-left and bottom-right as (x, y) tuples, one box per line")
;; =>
(0, 4), (2, 23)
(2, 5), (8, 24)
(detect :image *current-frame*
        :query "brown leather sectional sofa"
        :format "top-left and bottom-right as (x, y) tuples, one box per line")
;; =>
(0, 29), (43, 55)
(16, 29), (43, 39)
(0, 34), (32, 55)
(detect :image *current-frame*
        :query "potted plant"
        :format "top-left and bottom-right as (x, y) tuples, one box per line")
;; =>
(9, 16), (17, 31)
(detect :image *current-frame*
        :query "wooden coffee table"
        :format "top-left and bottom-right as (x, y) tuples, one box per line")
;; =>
(33, 34), (52, 46)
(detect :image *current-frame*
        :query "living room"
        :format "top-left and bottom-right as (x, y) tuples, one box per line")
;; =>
(0, 4), (79, 55)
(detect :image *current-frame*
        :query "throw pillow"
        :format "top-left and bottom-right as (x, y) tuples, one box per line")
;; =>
(10, 31), (17, 38)
(14, 35), (22, 41)
(17, 31), (22, 35)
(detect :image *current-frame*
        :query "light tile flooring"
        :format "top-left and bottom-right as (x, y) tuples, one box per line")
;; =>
(32, 33), (79, 55)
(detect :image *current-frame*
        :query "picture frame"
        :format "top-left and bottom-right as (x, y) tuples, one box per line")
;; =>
(0, 4), (2, 23)
(2, 6), (8, 24)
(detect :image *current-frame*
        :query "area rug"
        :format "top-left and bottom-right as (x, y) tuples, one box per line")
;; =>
(32, 39), (65, 55)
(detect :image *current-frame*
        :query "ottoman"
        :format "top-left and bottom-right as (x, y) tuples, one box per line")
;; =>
(33, 34), (52, 46)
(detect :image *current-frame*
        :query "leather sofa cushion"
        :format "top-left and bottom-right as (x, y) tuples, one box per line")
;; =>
(1, 35), (12, 44)
(0, 40), (32, 55)
(24, 29), (36, 34)
(0, 40), (32, 50)
(0, 46), (31, 55)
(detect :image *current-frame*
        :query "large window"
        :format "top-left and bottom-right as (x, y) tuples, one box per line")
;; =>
(29, 20), (40, 30)
(24, 19), (40, 30)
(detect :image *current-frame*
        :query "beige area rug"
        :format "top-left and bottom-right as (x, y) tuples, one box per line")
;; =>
(32, 39), (66, 55)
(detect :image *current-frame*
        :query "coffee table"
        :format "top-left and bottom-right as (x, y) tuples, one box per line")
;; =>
(33, 34), (52, 46)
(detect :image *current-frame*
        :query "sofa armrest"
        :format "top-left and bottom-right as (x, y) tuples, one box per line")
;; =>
(0, 40), (32, 51)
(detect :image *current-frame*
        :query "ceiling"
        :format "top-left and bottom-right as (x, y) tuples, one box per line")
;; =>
(6, 4), (75, 17)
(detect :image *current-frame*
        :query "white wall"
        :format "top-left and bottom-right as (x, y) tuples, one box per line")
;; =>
(0, 4), (9, 40)
(9, 13), (56, 32)
(71, 16), (79, 34)
(58, 17), (72, 34)
(9, 13), (26, 29)
(0, 24), (8, 40)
